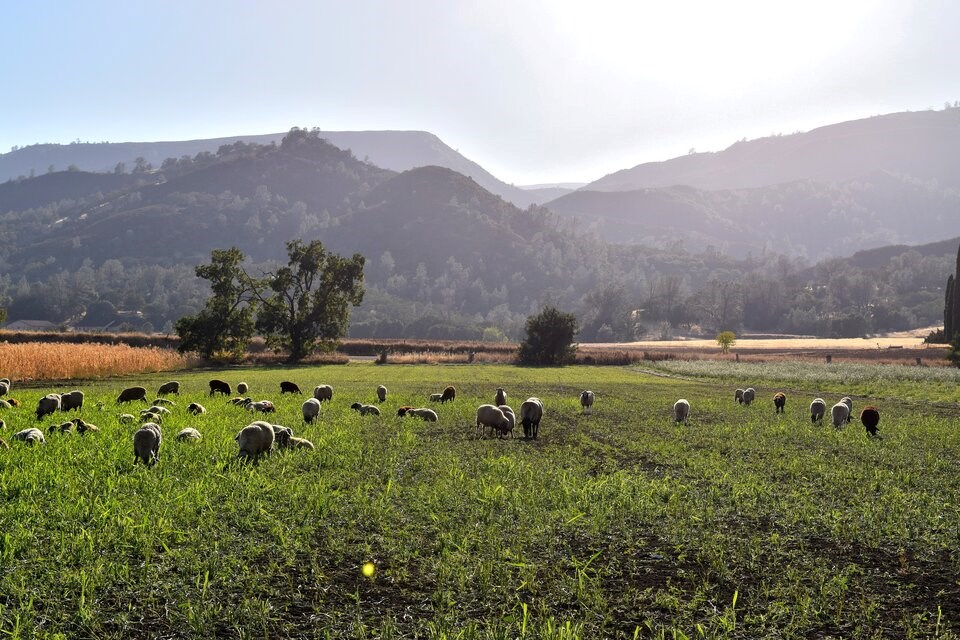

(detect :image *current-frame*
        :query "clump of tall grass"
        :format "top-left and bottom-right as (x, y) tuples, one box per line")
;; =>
(0, 342), (196, 381)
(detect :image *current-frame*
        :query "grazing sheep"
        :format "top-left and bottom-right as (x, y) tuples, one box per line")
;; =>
(407, 408), (438, 422)
(152, 398), (176, 407)
(230, 396), (251, 406)
(840, 397), (854, 424)
(476, 404), (510, 437)
(235, 421), (275, 462)
(0, 400), (11, 409)
(12, 427), (45, 445)
(36, 394), (61, 420)
(59, 390), (85, 412)
(140, 411), (162, 424)
(741, 388), (756, 406)
(376, 385), (387, 403)
(396, 405), (416, 417)
(495, 388), (507, 406)
(860, 406), (881, 438)
(280, 381), (302, 395)
(497, 404), (516, 438)
(351, 402), (382, 417)
(147, 405), (171, 416)
(735, 388), (745, 404)
(773, 392), (787, 414)
(831, 402), (850, 428)
(302, 398), (322, 424)
(237, 382), (249, 395)
(6, 398), (20, 408)
(133, 423), (162, 466)
(74, 419), (99, 435)
(187, 402), (206, 416)
(209, 379), (231, 396)
(674, 398), (690, 425)
(285, 436), (315, 450)
(117, 386), (148, 403)
(810, 398), (827, 423)
(157, 381), (181, 396)
(520, 397), (544, 439)
(245, 400), (276, 413)
(580, 390), (595, 414)
(429, 393), (443, 402)
(176, 428), (202, 442)
(0, 381), (8, 397)
(119, 413), (135, 424)
(440, 386), (456, 403)
(49, 421), (73, 434)
(313, 385), (334, 402)
(270, 424), (293, 448)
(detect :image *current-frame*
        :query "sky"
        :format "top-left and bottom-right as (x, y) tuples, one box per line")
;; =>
(2, 0), (959, 185)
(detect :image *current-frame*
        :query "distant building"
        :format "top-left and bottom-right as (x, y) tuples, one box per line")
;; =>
(4, 319), (58, 331)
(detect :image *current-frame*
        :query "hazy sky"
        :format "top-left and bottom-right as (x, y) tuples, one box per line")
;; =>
(3, 1), (958, 184)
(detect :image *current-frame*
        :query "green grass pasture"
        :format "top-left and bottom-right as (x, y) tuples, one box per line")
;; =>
(1, 363), (959, 638)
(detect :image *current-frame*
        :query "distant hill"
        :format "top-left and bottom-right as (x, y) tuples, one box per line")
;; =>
(842, 236), (960, 271)
(584, 109), (960, 192)
(0, 130), (542, 208)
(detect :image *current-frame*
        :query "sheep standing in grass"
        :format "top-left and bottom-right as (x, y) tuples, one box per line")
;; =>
(117, 386), (148, 403)
(476, 404), (510, 437)
(285, 436), (315, 450)
(810, 398), (826, 423)
(840, 397), (854, 424)
(860, 407), (881, 438)
(429, 393), (443, 402)
(831, 402), (850, 428)
(13, 428), (45, 445)
(520, 398), (543, 439)
(73, 418), (99, 435)
(497, 405), (516, 438)
(674, 399), (690, 425)
(376, 385), (387, 403)
(270, 424), (293, 448)
(313, 385), (333, 402)
(440, 386), (456, 403)
(302, 398), (321, 424)
(495, 388), (507, 407)
(237, 382), (249, 395)
(280, 381), (302, 394)
(773, 392), (786, 414)
(741, 388), (756, 406)
(176, 428), (202, 441)
(580, 390), (595, 414)
(396, 405), (415, 417)
(235, 421), (275, 462)
(407, 408), (438, 422)
(187, 402), (206, 416)
(157, 381), (180, 396)
(351, 402), (381, 417)
(36, 394), (61, 420)
(133, 423), (162, 465)
(209, 379), (231, 396)
(735, 389), (744, 404)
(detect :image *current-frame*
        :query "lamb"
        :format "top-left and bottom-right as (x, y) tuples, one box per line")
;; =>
(396, 405), (416, 417)
(407, 408), (438, 422)
(74, 419), (99, 435)
(440, 386), (456, 403)
(0, 400), (11, 409)
(840, 397), (854, 424)
(270, 424), (293, 448)
(133, 423), (162, 466)
(176, 427), (202, 442)
(773, 392), (786, 414)
(429, 393), (443, 402)
(237, 382), (249, 395)
(36, 394), (61, 420)
(157, 381), (180, 396)
(50, 421), (73, 434)
(0, 380), (9, 397)
(831, 402), (850, 428)
(235, 421), (275, 462)
(280, 381), (302, 394)
(117, 386), (148, 403)
(12, 427), (45, 445)
(674, 398), (690, 425)
(6, 398), (19, 408)
(147, 405), (171, 416)
(302, 398), (322, 423)
(735, 388), (745, 404)
(187, 402), (206, 416)
(313, 384), (334, 402)
(860, 407), (881, 438)
(351, 402), (382, 417)
(230, 396), (251, 406)
(209, 379), (231, 396)
(580, 390), (595, 414)
(495, 388), (507, 407)
(376, 385), (387, 403)
(152, 398), (176, 407)
(285, 436), (315, 450)
(810, 398), (826, 423)
(519, 397), (544, 439)
(140, 411), (162, 424)
(497, 405), (516, 438)
(119, 413), (135, 424)
(245, 400), (276, 413)
(476, 404), (510, 437)
(741, 388), (756, 406)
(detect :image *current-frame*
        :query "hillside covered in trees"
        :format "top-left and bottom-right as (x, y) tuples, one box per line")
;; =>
(0, 128), (955, 341)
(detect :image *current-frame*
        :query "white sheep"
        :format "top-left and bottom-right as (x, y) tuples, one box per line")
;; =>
(840, 397), (854, 424)
(36, 394), (61, 420)
(831, 402), (850, 428)
(187, 402), (206, 416)
(580, 390), (595, 414)
(809, 398), (826, 423)
(245, 400), (276, 413)
(407, 408), (438, 422)
(302, 398), (322, 424)
(12, 427), (45, 445)
(429, 393), (443, 402)
(741, 388), (756, 406)
(176, 427), (202, 441)
(117, 412), (136, 424)
(376, 385), (387, 403)
(152, 398), (176, 407)
(674, 399), (690, 425)
(476, 404), (510, 437)
(133, 423), (162, 465)
(313, 384), (334, 402)
(147, 405), (172, 415)
(285, 436), (315, 450)
(351, 402), (381, 417)
(235, 421), (276, 462)
(519, 397), (543, 439)
(497, 404), (516, 438)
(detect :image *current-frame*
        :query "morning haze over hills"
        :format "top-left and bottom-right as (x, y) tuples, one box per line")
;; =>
(1, 107), (958, 340)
